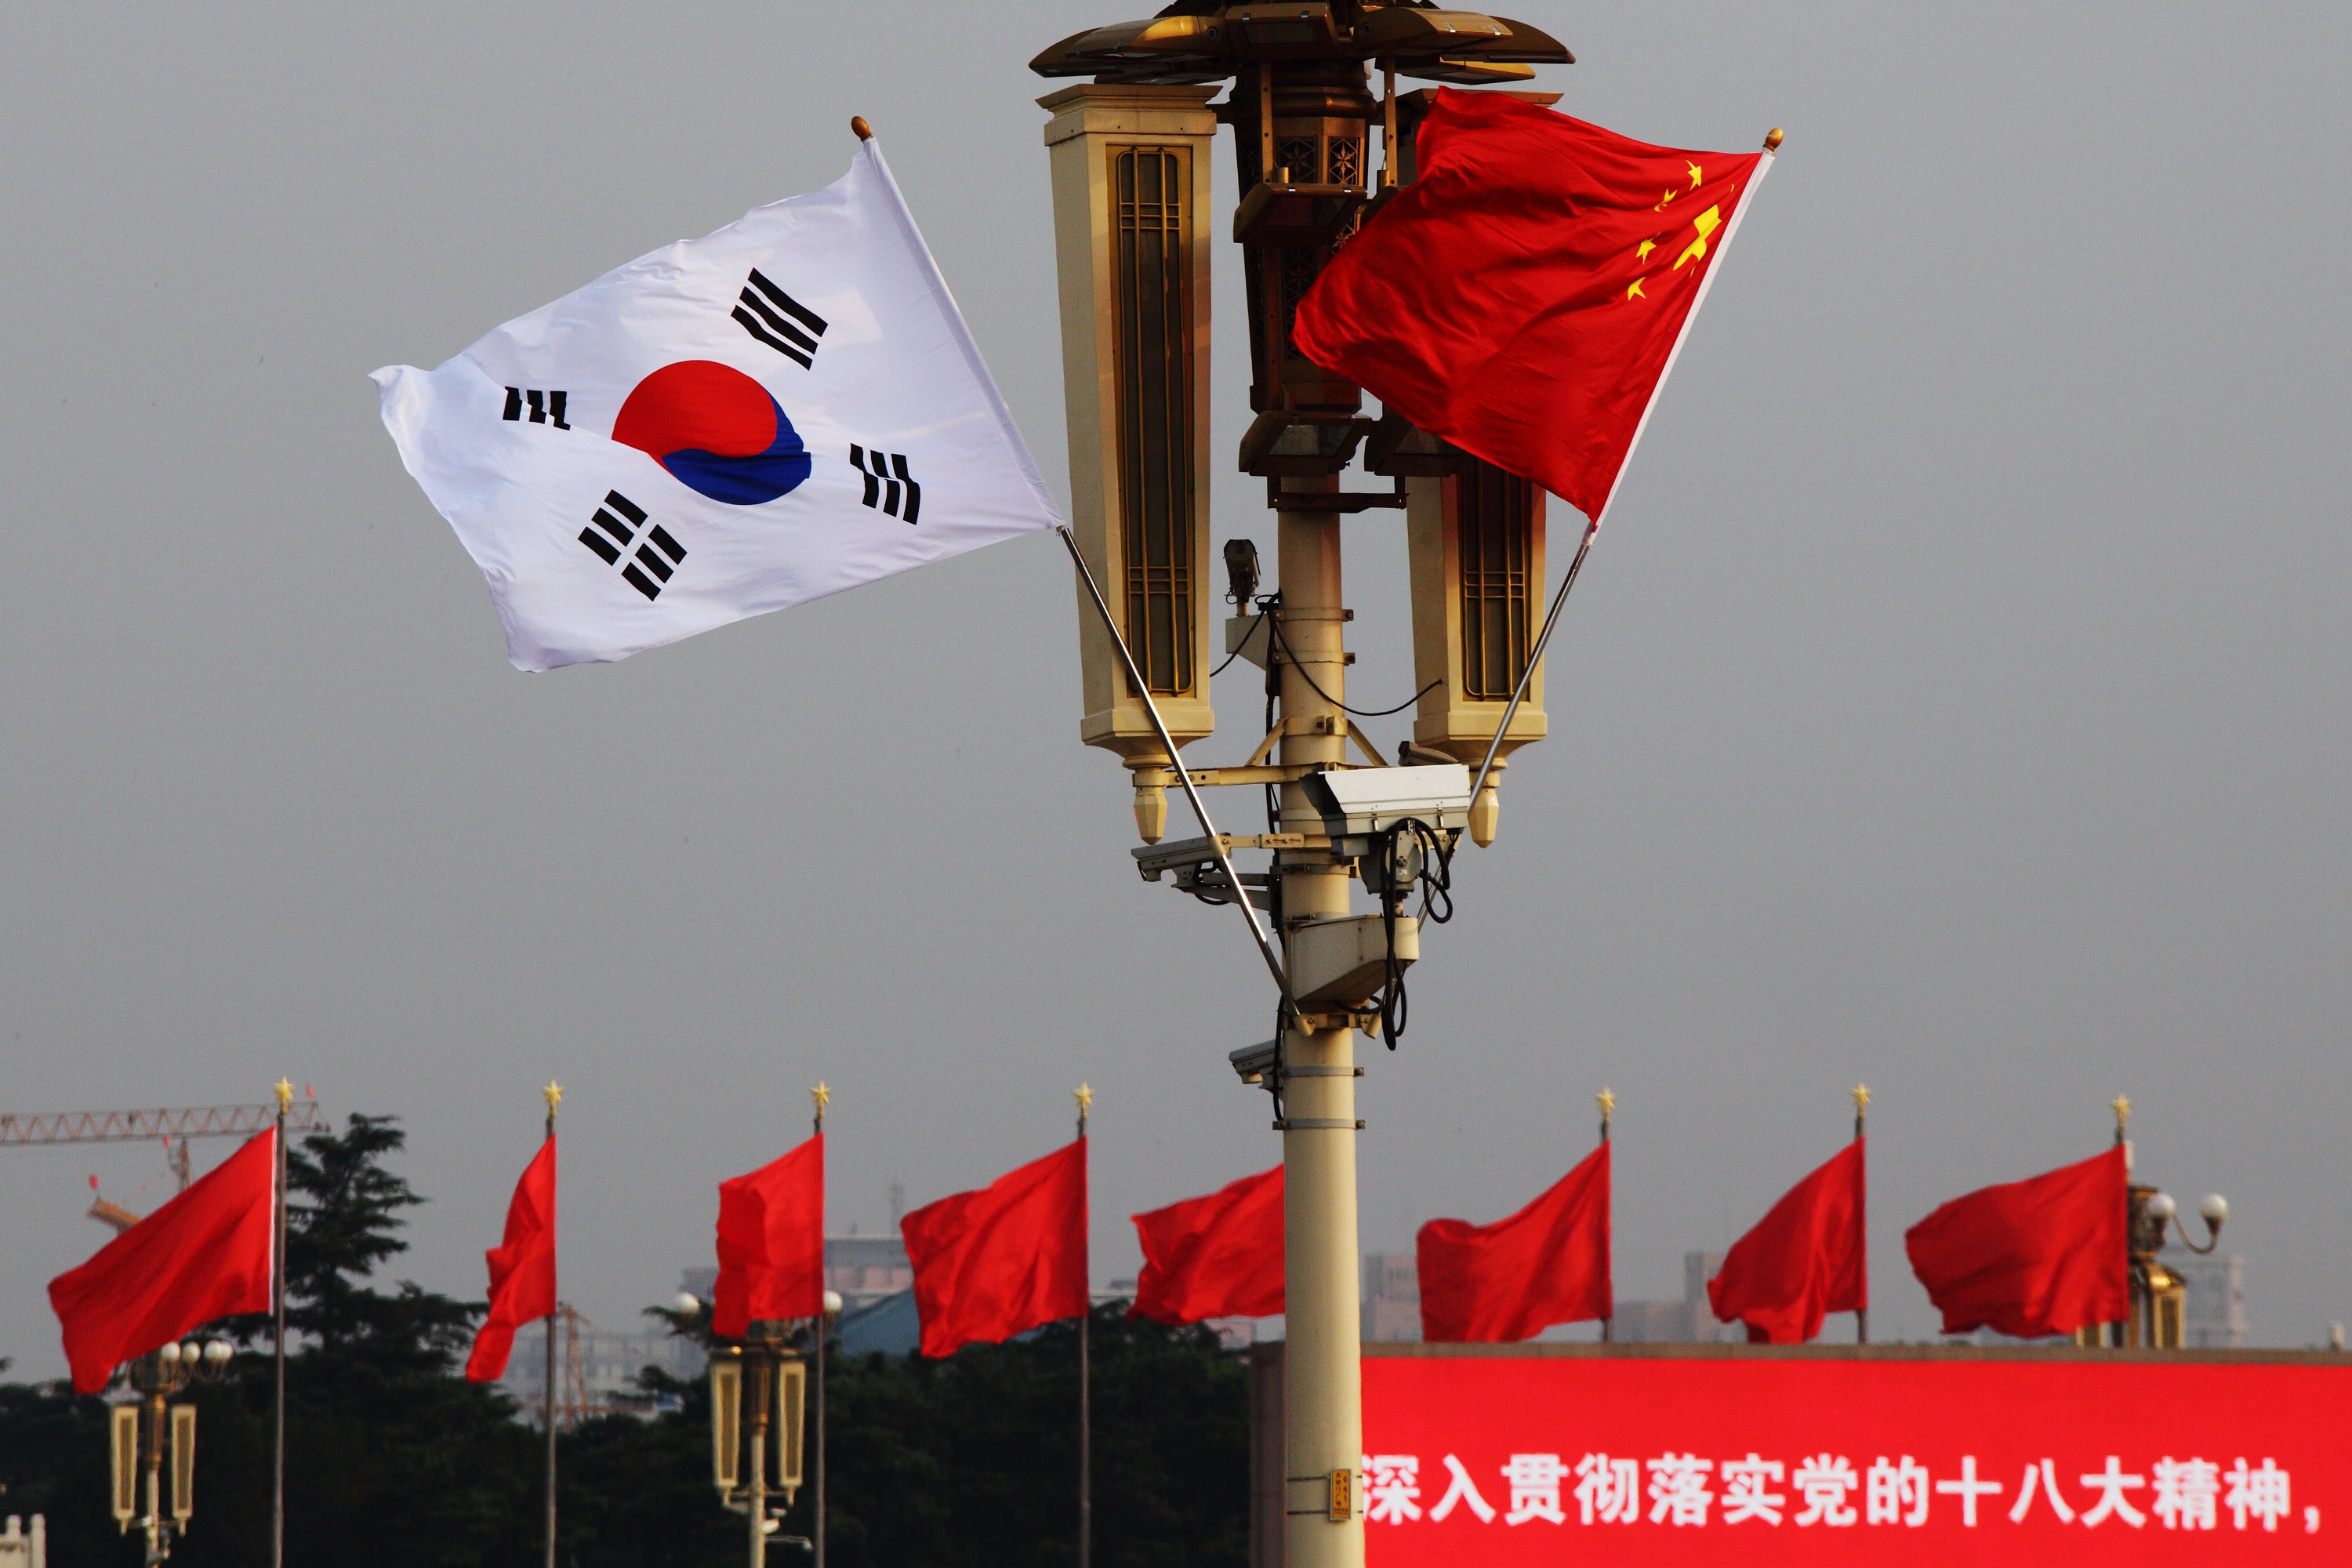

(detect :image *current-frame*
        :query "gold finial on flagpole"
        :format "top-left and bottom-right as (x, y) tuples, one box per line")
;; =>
(1763, 127), (1784, 153)
(811, 1080), (831, 1134)
(851, 116), (873, 142)
(1596, 1087), (1614, 1143)
(543, 1081), (563, 1114)
(1075, 1082), (1093, 1137)
(2111, 1095), (2130, 1143)
(1852, 1083), (1869, 1138)
(274, 1078), (293, 1115)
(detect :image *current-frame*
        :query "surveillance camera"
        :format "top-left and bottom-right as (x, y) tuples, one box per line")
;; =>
(1302, 763), (1472, 840)
(1223, 538), (1261, 607)
(1229, 1039), (1281, 1084)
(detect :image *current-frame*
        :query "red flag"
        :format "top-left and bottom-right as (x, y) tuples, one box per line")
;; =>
(713, 1132), (825, 1336)
(1294, 90), (1770, 527)
(1707, 1138), (1867, 1345)
(1417, 1142), (1610, 1344)
(1129, 1164), (1283, 1327)
(49, 1127), (276, 1395)
(902, 1139), (1087, 1359)
(1904, 1145), (2127, 1339)
(465, 1134), (556, 1382)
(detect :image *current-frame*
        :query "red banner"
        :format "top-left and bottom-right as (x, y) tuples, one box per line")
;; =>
(1361, 1348), (2348, 1564)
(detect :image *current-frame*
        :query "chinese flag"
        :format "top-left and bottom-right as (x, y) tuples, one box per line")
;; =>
(1904, 1145), (2127, 1339)
(1417, 1142), (1610, 1343)
(1294, 89), (1769, 527)
(902, 1139), (1087, 1359)
(1129, 1164), (1283, 1327)
(1707, 1138), (1867, 1345)
(49, 1127), (276, 1395)
(465, 1134), (556, 1382)
(713, 1133), (825, 1336)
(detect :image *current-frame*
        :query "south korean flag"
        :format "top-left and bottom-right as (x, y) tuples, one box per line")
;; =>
(372, 136), (1061, 671)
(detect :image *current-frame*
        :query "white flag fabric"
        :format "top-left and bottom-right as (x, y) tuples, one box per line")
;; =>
(372, 140), (1062, 671)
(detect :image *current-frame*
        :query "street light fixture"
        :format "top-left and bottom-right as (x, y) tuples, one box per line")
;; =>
(111, 1338), (234, 1563)
(2127, 1178), (2228, 1348)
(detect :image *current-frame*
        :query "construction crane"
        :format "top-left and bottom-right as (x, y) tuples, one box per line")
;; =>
(0, 1098), (327, 1231)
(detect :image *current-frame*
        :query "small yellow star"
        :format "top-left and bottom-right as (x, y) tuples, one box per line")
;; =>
(1625, 278), (1646, 299)
(1635, 238), (1657, 262)
(1657, 187), (1679, 209)
(1687, 160), (1704, 189)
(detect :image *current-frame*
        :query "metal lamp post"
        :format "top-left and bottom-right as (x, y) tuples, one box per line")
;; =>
(709, 1324), (810, 1564)
(2128, 1184), (2227, 1349)
(2109, 1097), (2228, 1348)
(1032, 9), (1572, 1566)
(111, 1338), (233, 1564)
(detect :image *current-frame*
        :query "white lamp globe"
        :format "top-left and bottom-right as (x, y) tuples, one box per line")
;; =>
(2147, 1192), (2177, 1221)
(157, 1341), (181, 1364)
(2199, 1194), (2229, 1226)
(672, 1293), (702, 1316)
(205, 1339), (234, 1366)
(822, 1290), (844, 1317)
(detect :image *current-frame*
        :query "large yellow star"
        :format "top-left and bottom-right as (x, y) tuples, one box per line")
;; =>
(1674, 204), (1723, 270)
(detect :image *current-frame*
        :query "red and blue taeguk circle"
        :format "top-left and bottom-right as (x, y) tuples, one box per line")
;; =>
(611, 360), (811, 506)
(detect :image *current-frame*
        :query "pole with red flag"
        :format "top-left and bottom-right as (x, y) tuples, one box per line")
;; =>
(542, 1082), (561, 1568)
(811, 1081), (831, 1568)
(272, 1076), (290, 1568)
(1075, 1083), (1093, 1568)
(1597, 1088), (1615, 1345)
(1853, 1085), (1871, 1344)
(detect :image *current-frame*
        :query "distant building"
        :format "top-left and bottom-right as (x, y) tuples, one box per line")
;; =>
(2170, 1250), (2249, 1348)
(499, 1316), (702, 1423)
(1611, 1253), (1740, 1344)
(824, 1233), (914, 1310)
(679, 1232), (918, 1319)
(1362, 1253), (1421, 1342)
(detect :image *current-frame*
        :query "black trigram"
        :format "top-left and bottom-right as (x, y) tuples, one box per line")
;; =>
(733, 269), (828, 368)
(849, 446), (921, 524)
(502, 387), (571, 429)
(577, 490), (687, 601)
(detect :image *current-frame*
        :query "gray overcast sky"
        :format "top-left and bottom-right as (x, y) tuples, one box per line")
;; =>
(3, 2), (2346, 1378)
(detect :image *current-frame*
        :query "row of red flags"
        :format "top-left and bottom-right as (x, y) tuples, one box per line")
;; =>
(48, 1120), (2133, 1393)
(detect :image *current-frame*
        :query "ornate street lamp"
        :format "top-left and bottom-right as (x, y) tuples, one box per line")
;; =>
(706, 1323), (810, 1564)
(2107, 1096), (2228, 1349)
(1031, 9), (1572, 1567)
(2128, 1184), (2227, 1348)
(110, 1338), (234, 1564)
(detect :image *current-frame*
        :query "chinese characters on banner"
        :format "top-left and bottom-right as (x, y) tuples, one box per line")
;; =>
(1361, 1350), (2346, 1566)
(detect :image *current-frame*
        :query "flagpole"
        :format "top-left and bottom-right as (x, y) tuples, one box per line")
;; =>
(1075, 1083), (1092, 1568)
(542, 1082), (561, 1568)
(1596, 1087), (1614, 1345)
(1058, 525), (1296, 1018)
(1851, 1083), (1869, 1345)
(271, 1078), (291, 1568)
(1469, 129), (1785, 819)
(811, 1082), (830, 1568)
